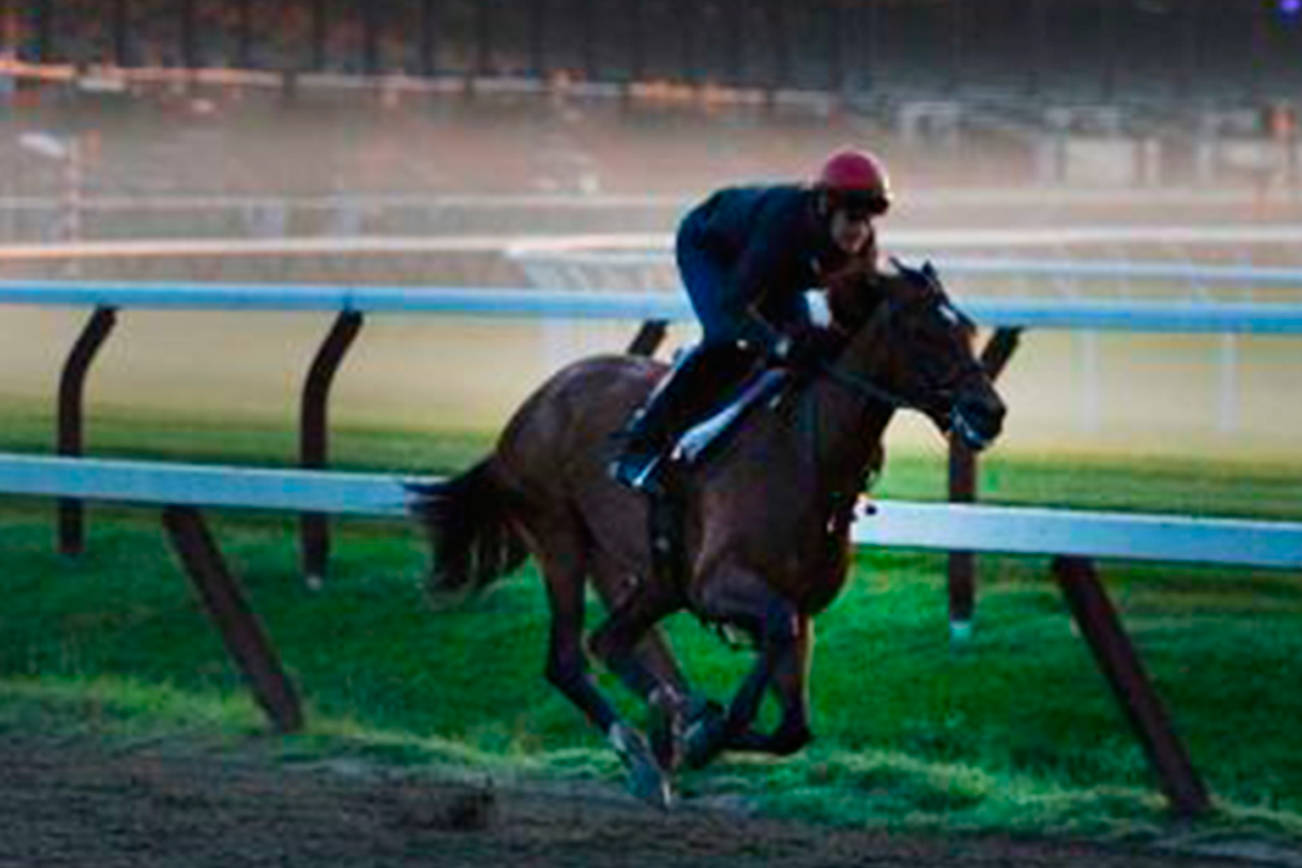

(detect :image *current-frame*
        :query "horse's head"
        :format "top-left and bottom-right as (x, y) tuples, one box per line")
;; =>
(827, 259), (1005, 451)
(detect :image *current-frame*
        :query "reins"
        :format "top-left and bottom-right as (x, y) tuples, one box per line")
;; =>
(811, 297), (915, 412)
(814, 360), (912, 410)
(810, 274), (983, 415)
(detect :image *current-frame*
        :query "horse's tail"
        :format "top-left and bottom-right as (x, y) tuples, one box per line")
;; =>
(406, 458), (528, 601)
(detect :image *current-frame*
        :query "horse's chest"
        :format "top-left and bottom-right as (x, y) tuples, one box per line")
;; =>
(732, 519), (852, 614)
(688, 464), (857, 614)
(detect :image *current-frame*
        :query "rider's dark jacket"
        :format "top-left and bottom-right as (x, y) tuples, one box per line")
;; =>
(675, 184), (877, 353)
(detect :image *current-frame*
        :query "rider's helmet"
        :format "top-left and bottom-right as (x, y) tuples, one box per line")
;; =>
(815, 148), (892, 218)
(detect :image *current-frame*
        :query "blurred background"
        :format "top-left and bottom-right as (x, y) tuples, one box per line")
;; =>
(0, 0), (1300, 460)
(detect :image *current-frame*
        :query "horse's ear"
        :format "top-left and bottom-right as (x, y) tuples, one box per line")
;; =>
(888, 256), (916, 281)
(922, 260), (937, 280)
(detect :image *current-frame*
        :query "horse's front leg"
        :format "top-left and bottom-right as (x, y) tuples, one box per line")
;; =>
(684, 573), (812, 767)
(726, 612), (813, 756)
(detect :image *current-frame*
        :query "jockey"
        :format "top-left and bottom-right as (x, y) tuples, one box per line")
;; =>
(611, 147), (892, 492)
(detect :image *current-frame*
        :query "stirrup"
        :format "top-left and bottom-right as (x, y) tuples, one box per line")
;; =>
(610, 451), (665, 494)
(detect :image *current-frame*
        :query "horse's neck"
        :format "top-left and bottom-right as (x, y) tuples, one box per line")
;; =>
(803, 325), (897, 493)
(805, 378), (893, 486)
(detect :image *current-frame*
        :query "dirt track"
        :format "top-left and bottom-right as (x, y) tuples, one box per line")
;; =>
(0, 733), (1269, 868)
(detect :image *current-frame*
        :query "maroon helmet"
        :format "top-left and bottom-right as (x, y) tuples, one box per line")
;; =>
(816, 148), (892, 217)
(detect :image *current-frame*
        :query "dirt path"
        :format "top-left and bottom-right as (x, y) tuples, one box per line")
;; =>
(0, 733), (1271, 868)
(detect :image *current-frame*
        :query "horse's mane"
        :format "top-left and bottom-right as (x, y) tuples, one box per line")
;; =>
(826, 259), (965, 336)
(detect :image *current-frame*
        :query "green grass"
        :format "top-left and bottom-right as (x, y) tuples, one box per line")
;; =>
(2, 412), (1302, 843)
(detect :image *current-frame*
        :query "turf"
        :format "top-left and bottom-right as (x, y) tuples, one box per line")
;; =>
(1, 415), (1301, 841)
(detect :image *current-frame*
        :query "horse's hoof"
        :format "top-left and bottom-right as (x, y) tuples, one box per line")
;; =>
(647, 707), (680, 772)
(646, 685), (695, 772)
(680, 700), (727, 769)
(609, 722), (673, 809)
(649, 728), (676, 772)
(630, 762), (674, 810)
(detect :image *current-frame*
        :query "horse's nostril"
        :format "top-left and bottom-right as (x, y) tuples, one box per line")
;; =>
(955, 393), (1005, 446)
(959, 397), (989, 423)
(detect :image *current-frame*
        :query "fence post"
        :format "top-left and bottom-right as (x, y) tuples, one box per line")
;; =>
(1052, 555), (1210, 817)
(163, 505), (304, 734)
(626, 319), (668, 357)
(946, 326), (1021, 641)
(299, 310), (364, 589)
(57, 306), (117, 556)
(947, 435), (977, 643)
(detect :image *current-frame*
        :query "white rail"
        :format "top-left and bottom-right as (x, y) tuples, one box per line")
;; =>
(522, 251), (1302, 288)
(0, 189), (1285, 215)
(5, 225), (1302, 263)
(2, 280), (1302, 333)
(0, 454), (412, 517)
(853, 500), (1302, 570)
(2, 454), (1299, 570)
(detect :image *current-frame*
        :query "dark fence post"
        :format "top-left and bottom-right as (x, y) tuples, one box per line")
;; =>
(1052, 555), (1210, 817)
(299, 310), (363, 588)
(626, 319), (668, 357)
(946, 326), (1021, 640)
(163, 506), (304, 734)
(946, 434), (977, 642)
(57, 306), (117, 557)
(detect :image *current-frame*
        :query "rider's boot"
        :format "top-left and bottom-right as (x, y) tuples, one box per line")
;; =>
(610, 345), (715, 493)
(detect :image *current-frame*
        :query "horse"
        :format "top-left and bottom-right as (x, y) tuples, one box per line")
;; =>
(408, 261), (1006, 807)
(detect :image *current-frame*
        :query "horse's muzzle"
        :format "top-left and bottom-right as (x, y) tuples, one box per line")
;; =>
(951, 386), (1006, 452)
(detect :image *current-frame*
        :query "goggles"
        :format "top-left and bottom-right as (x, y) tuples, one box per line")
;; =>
(835, 190), (890, 220)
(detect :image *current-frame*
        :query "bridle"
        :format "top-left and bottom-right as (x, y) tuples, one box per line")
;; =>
(814, 288), (981, 417)
(816, 356), (913, 411)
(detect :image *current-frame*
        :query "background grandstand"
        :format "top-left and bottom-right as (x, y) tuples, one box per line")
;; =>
(1, 1), (1300, 454)
(2, 0), (1299, 237)
(7, 1), (1302, 101)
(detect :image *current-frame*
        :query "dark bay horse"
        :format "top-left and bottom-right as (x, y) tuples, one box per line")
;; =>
(409, 262), (1005, 806)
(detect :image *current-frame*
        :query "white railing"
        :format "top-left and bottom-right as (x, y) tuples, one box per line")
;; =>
(513, 250), (1302, 284)
(852, 500), (1302, 570)
(510, 247), (1302, 299)
(0, 453), (411, 517)
(0, 188), (1285, 215)
(3, 453), (1299, 570)
(2, 280), (1302, 333)
(4, 225), (1302, 263)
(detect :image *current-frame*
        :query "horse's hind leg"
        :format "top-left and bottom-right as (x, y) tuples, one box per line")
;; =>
(585, 575), (696, 766)
(589, 554), (716, 766)
(526, 523), (671, 807)
(588, 555), (689, 699)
